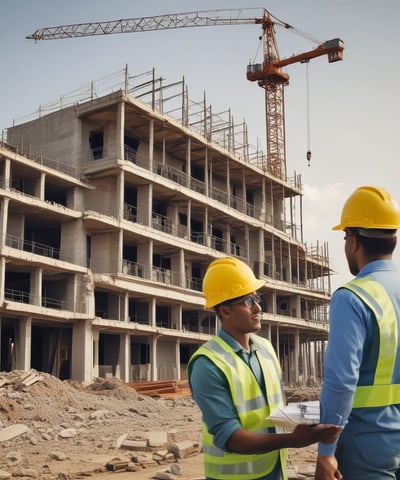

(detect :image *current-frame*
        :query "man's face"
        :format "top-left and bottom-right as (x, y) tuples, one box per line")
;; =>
(220, 293), (263, 335)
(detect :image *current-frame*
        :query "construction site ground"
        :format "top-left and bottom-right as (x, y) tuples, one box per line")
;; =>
(0, 370), (321, 480)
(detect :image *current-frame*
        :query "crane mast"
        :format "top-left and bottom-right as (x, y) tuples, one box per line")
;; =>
(27, 9), (344, 180)
(246, 14), (343, 179)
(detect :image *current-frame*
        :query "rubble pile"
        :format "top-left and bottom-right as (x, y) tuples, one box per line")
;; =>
(0, 370), (202, 479)
(0, 370), (322, 479)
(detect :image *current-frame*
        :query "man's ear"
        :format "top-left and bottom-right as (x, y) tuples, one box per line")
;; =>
(218, 304), (231, 318)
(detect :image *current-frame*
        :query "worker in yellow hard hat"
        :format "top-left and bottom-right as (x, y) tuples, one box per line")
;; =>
(315, 186), (400, 480)
(188, 256), (341, 480)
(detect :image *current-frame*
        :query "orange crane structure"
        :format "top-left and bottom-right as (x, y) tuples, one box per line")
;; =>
(27, 8), (344, 181)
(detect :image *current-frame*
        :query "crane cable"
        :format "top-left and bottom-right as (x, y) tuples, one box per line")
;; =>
(305, 61), (312, 166)
(251, 34), (263, 64)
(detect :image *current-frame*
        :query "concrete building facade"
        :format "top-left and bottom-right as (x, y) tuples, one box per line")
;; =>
(0, 68), (331, 385)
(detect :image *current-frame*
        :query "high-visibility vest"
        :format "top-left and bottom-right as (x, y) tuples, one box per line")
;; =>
(342, 277), (400, 408)
(188, 334), (287, 480)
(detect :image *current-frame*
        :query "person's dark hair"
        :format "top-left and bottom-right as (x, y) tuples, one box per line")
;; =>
(348, 228), (397, 256)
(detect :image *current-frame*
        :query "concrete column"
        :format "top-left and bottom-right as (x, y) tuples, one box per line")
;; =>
(257, 228), (264, 277)
(137, 184), (152, 226)
(123, 291), (129, 322)
(309, 341), (316, 383)
(38, 172), (46, 200)
(169, 203), (179, 236)
(119, 333), (130, 382)
(171, 304), (182, 330)
(0, 197), (9, 247)
(275, 324), (280, 359)
(187, 200), (191, 240)
(204, 148), (209, 197)
(226, 158), (231, 203)
(204, 208), (209, 246)
(296, 295), (301, 318)
(294, 330), (300, 384)
(66, 273), (78, 313)
(271, 291), (277, 314)
(150, 297), (156, 328)
(117, 229), (123, 274)
(303, 342), (309, 384)
(149, 119), (154, 170)
(116, 170), (125, 219)
(287, 243), (292, 283)
(175, 339), (181, 380)
(260, 177), (266, 220)
(265, 323), (272, 342)
(214, 315), (220, 335)
(30, 268), (42, 306)
(61, 218), (86, 265)
(3, 157), (10, 189)
(226, 223), (231, 255)
(117, 100), (125, 160)
(16, 316), (32, 371)
(244, 224), (250, 262)
(67, 185), (84, 210)
(151, 335), (160, 381)
(93, 330), (100, 379)
(0, 257), (5, 302)
(71, 320), (93, 384)
(186, 137), (191, 188)
(179, 249), (185, 288)
(241, 167), (246, 211)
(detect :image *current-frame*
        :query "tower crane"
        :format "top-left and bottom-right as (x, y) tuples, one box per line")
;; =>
(27, 9), (344, 180)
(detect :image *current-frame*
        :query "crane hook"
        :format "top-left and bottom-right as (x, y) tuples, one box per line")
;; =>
(306, 149), (312, 167)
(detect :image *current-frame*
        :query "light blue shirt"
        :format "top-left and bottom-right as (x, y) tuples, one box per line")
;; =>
(319, 260), (400, 456)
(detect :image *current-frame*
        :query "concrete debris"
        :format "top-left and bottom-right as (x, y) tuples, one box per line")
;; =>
(13, 371), (44, 390)
(169, 463), (184, 475)
(154, 463), (186, 480)
(154, 471), (178, 480)
(0, 369), (319, 479)
(105, 458), (130, 471)
(0, 369), (203, 479)
(0, 424), (30, 443)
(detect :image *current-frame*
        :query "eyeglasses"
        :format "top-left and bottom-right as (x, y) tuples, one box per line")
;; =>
(225, 294), (262, 309)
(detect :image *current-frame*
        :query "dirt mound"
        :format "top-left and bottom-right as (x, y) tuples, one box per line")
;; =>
(0, 369), (202, 478)
(0, 370), (321, 479)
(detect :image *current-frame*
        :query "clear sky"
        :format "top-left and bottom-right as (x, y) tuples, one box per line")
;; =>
(2, 0), (400, 291)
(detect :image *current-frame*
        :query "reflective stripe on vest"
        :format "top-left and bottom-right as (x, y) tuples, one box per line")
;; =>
(188, 334), (287, 480)
(343, 277), (400, 408)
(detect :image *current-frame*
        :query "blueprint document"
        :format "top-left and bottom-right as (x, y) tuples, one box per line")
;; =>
(267, 401), (320, 428)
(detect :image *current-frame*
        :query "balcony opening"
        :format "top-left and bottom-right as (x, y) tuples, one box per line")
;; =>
(89, 130), (104, 160)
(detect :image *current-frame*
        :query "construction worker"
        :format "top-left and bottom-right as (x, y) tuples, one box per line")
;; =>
(315, 185), (400, 480)
(188, 256), (341, 480)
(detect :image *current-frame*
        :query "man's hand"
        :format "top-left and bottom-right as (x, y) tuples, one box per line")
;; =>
(315, 453), (342, 480)
(289, 424), (343, 448)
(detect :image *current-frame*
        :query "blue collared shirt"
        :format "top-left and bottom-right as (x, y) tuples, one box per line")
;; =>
(319, 260), (400, 456)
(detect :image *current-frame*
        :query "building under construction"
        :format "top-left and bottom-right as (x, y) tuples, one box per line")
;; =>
(0, 68), (331, 385)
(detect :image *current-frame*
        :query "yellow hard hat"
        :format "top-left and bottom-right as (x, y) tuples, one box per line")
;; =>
(202, 257), (265, 309)
(333, 185), (400, 232)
